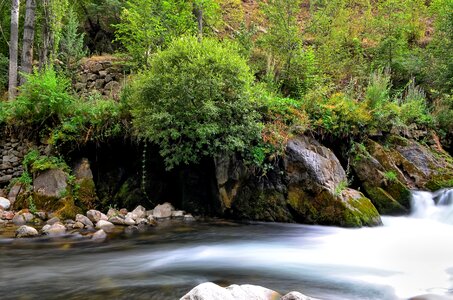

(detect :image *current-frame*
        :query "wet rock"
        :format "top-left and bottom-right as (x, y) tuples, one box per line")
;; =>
(146, 210), (154, 217)
(124, 225), (139, 236)
(87, 210), (108, 223)
(75, 214), (94, 227)
(124, 217), (135, 226)
(43, 223), (66, 236)
(131, 205), (146, 219)
(92, 229), (107, 241)
(281, 291), (318, 300)
(184, 214), (195, 222)
(2, 210), (14, 220)
(46, 216), (60, 225)
(35, 211), (47, 220)
(126, 212), (138, 220)
(16, 225), (39, 238)
(73, 221), (84, 229)
(119, 208), (128, 215)
(135, 217), (148, 225)
(109, 216), (125, 225)
(153, 202), (174, 219)
(12, 212), (34, 225)
(73, 158), (98, 209)
(171, 210), (185, 219)
(0, 197), (11, 210)
(96, 220), (115, 232)
(180, 282), (281, 300)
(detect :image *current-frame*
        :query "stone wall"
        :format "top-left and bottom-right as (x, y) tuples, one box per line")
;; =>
(0, 137), (32, 185)
(73, 56), (129, 99)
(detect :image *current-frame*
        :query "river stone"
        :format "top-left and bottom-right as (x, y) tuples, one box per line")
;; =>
(96, 220), (115, 232)
(109, 216), (125, 225)
(35, 211), (47, 220)
(131, 205), (146, 218)
(184, 214), (195, 221)
(153, 202), (174, 219)
(33, 169), (68, 198)
(87, 210), (108, 223)
(46, 216), (60, 225)
(43, 223), (66, 236)
(281, 291), (318, 300)
(119, 208), (128, 215)
(124, 217), (135, 226)
(92, 229), (107, 241)
(2, 210), (14, 220)
(7, 183), (22, 204)
(0, 197), (11, 210)
(16, 225), (39, 238)
(126, 212), (138, 221)
(180, 282), (281, 300)
(12, 212), (34, 225)
(73, 221), (84, 229)
(171, 210), (185, 219)
(75, 214), (94, 227)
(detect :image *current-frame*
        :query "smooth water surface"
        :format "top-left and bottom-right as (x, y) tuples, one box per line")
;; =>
(1, 189), (453, 300)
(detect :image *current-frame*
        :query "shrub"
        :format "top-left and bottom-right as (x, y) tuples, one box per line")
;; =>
(129, 36), (262, 169)
(0, 53), (8, 91)
(400, 81), (432, 127)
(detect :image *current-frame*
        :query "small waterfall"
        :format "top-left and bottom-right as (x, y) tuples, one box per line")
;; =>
(411, 189), (453, 223)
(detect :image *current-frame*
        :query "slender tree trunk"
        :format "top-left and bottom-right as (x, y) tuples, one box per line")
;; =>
(8, 0), (20, 100)
(20, 0), (36, 85)
(194, 5), (203, 42)
(40, 0), (53, 69)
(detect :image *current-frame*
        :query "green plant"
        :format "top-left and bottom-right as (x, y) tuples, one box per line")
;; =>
(22, 150), (70, 175)
(0, 53), (8, 91)
(27, 196), (37, 215)
(383, 170), (398, 182)
(400, 81), (432, 127)
(129, 36), (262, 170)
(334, 180), (349, 196)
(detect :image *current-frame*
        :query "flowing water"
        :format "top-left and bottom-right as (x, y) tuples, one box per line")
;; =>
(1, 189), (453, 300)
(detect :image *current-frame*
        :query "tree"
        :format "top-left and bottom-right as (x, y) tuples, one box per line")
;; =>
(129, 37), (262, 169)
(20, 0), (36, 85)
(8, 0), (19, 100)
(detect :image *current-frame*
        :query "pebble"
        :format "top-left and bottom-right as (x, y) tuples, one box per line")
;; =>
(91, 229), (107, 241)
(16, 225), (39, 238)
(96, 220), (115, 232)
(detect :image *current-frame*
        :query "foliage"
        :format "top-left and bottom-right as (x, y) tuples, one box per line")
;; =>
(400, 81), (432, 127)
(129, 36), (262, 169)
(0, 53), (8, 91)
(383, 171), (398, 182)
(433, 93), (453, 138)
(22, 149), (70, 175)
(334, 180), (349, 196)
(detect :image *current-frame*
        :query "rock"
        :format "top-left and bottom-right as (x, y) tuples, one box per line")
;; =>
(119, 208), (128, 215)
(107, 208), (119, 218)
(153, 202), (174, 219)
(75, 214), (94, 227)
(104, 80), (121, 95)
(184, 214), (195, 221)
(16, 225), (39, 238)
(42, 224), (51, 232)
(96, 220), (115, 232)
(0, 197), (11, 210)
(12, 212), (34, 225)
(99, 70), (107, 78)
(0, 175), (13, 184)
(124, 217), (135, 226)
(90, 62), (103, 73)
(124, 225), (139, 236)
(285, 136), (382, 227)
(73, 221), (84, 229)
(33, 169), (68, 198)
(146, 210), (153, 217)
(281, 291), (318, 300)
(87, 210), (108, 223)
(46, 216), (60, 225)
(126, 212), (138, 220)
(73, 158), (93, 180)
(43, 223), (66, 236)
(35, 211), (47, 220)
(109, 216), (125, 225)
(73, 159), (98, 210)
(171, 210), (185, 218)
(180, 282), (281, 300)
(131, 205), (146, 219)
(92, 229), (107, 241)
(135, 217), (148, 225)
(2, 210), (14, 220)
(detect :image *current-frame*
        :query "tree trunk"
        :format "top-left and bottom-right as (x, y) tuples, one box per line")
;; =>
(194, 4), (203, 42)
(8, 0), (20, 100)
(39, 0), (54, 69)
(20, 0), (36, 85)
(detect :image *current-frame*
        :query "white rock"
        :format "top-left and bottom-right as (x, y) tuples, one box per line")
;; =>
(16, 225), (39, 238)
(87, 210), (106, 223)
(109, 216), (125, 225)
(180, 282), (235, 300)
(281, 291), (318, 300)
(44, 223), (66, 236)
(180, 282), (281, 300)
(73, 221), (84, 229)
(96, 220), (115, 232)
(131, 205), (146, 219)
(42, 224), (51, 232)
(171, 210), (185, 218)
(153, 202), (174, 219)
(76, 214), (94, 227)
(0, 197), (11, 210)
(136, 217), (148, 225)
(184, 214), (195, 221)
(12, 212), (34, 225)
(124, 217), (135, 226)
(126, 212), (138, 221)
(92, 229), (107, 241)
(227, 284), (280, 300)
(145, 210), (154, 217)
(46, 216), (60, 225)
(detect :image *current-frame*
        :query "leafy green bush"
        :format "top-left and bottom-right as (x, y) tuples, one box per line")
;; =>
(434, 93), (453, 138)
(0, 53), (8, 91)
(400, 81), (432, 127)
(3, 68), (74, 130)
(129, 36), (262, 169)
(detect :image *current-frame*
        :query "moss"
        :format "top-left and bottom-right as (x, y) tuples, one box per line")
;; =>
(426, 175), (453, 191)
(364, 184), (408, 215)
(76, 178), (98, 210)
(54, 196), (83, 219)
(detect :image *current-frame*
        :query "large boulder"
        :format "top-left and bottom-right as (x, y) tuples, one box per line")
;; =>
(285, 136), (381, 227)
(73, 158), (98, 209)
(180, 282), (281, 300)
(33, 169), (68, 198)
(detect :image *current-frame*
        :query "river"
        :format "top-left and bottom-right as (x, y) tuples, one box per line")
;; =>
(1, 189), (453, 300)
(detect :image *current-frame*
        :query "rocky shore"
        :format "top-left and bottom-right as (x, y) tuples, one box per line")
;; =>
(0, 199), (195, 241)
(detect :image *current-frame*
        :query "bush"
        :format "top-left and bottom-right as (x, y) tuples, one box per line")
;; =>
(400, 81), (432, 127)
(0, 53), (8, 91)
(129, 36), (262, 169)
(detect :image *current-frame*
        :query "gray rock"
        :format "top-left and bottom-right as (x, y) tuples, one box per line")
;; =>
(124, 217), (135, 226)
(12, 212), (34, 225)
(180, 282), (280, 300)
(75, 214), (94, 227)
(135, 217), (148, 225)
(145, 210), (154, 217)
(99, 70), (107, 78)
(281, 291), (318, 300)
(87, 210), (107, 223)
(73, 221), (84, 229)
(96, 220), (115, 232)
(109, 216), (125, 225)
(46, 216), (60, 225)
(153, 202), (174, 219)
(43, 223), (66, 236)
(131, 205), (146, 219)
(0, 175), (13, 183)
(184, 214), (195, 222)
(35, 211), (47, 220)
(73, 158), (93, 180)
(16, 225), (39, 238)
(33, 169), (68, 198)
(0, 197), (11, 210)
(171, 210), (185, 218)
(92, 229), (107, 241)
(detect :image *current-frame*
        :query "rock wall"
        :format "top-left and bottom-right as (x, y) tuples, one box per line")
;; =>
(0, 137), (32, 185)
(73, 56), (129, 99)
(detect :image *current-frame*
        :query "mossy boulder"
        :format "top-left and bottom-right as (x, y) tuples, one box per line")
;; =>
(73, 158), (98, 210)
